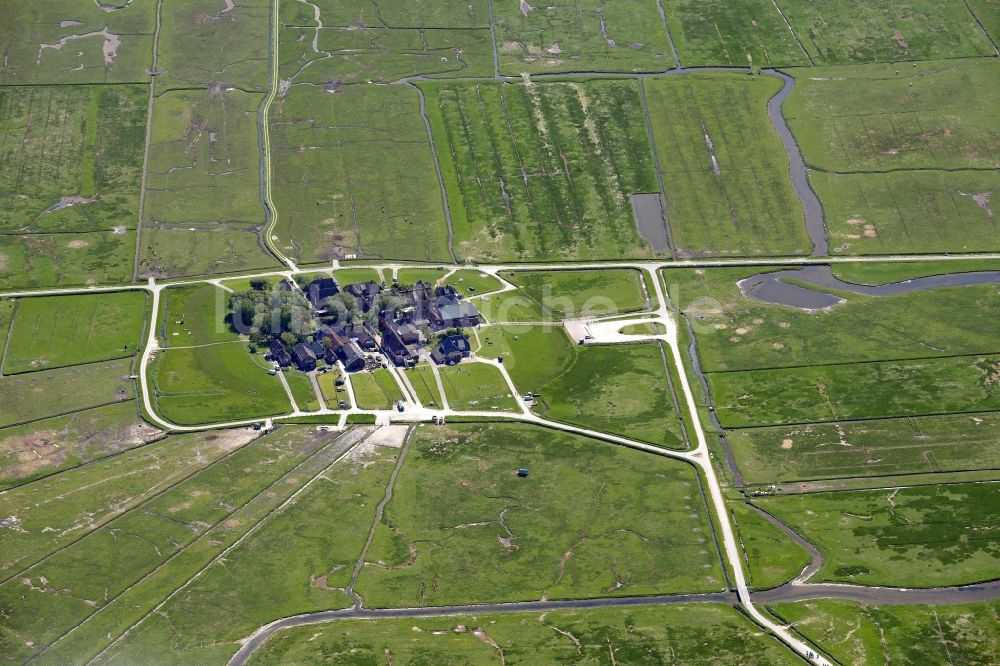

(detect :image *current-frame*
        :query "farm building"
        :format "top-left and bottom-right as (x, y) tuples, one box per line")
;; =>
(291, 343), (317, 371)
(431, 334), (471, 365)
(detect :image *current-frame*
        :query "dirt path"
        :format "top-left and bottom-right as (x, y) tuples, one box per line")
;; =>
(132, 0), (162, 281)
(308, 371), (327, 411)
(345, 426), (415, 608)
(276, 370), (299, 413)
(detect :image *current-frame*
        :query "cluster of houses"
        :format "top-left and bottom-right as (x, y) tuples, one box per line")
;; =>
(266, 276), (479, 373)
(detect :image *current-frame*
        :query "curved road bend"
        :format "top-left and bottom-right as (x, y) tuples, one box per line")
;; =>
(228, 592), (736, 666)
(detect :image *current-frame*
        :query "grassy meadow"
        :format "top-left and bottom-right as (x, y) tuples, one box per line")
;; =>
(729, 412), (1000, 483)
(662, 0), (811, 67)
(438, 362), (518, 411)
(0, 2), (154, 84)
(157, 283), (237, 347)
(150, 344), (290, 424)
(351, 369), (406, 410)
(0, 402), (161, 490)
(422, 78), (659, 261)
(354, 424), (725, 607)
(4, 292), (146, 373)
(772, 599), (1000, 666)
(780, 0), (996, 64)
(503, 268), (649, 319)
(249, 604), (799, 665)
(493, 0), (675, 74)
(0, 427), (329, 664)
(89, 431), (399, 666)
(270, 85), (450, 264)
(157, 0), (269, 92)
(138, 88), (278, 278)
(754, 481), (1000, 587)
(645, 73), (811, 257)
(0, 358), (134, 428)
(0, 428), (254, 583)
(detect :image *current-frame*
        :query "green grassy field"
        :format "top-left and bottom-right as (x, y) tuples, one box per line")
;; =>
(754, 481), (1000, 587)
(351, 369), (406, 410)
(409, 365), (444, 408)
(0, 84), (146, 288)
(0, 231), (137, 290)
(89, 431), (400, 666)
(786, 59), (1000, 172)
(4, 292), (146, 374)
(0, 299), (14, 361)
(438, 362), (518, 411)
(0, 428), (254, 584)
(0, 358), (134, 428)
(709, 354), (1000, 427)
(0, 2), (155, 84)
(663, 0), (811, 67)
(317, 368), (348, 408)
(447, 269), (504, 295)
(815, 169), (1000, 254)
(666, 266), (1000, 372)
(523, 340), (685, 448)
(478, 324), (577, 387)
(503, 268), (649, 319)
(620, 321), (666, 335)
(138, 88), (279, 278)
(355, 423), (725, 607)
(772, 599), (1000, 666)
(280, 0), (491, 83)
(831, 259), (1000, 284)
(157, 283), (239, 347)
(0, 426), (330, 664)
(250, 604), (799, 665)
(270, 85), (450, 265)
(395, 267), (448, 286)
(281, 25), (493, 85)
(729, 500), (812, 590)
(780, 0), (995, 64)
(493, 0), (675, 74)
(0, 402), (160, 490)
(645, 73), (811, 257)
(729, 412), (1000, 484)
(422, 78), (659, 261)
(150, 344), (291, 425)
(157, 0), (269, 91)
(284, 369), (320, 411)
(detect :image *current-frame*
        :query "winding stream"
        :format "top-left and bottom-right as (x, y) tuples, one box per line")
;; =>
(740, 264), (1000, 310)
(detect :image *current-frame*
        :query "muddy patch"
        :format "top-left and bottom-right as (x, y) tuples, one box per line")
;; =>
(518, 0), (533, 17)
(43, 195), (95, 214)
(60, 20), (83, 28)
(95, 0), (133, 10)
(630, 193), (669, 253)
(67, 239), (90, 249)
(891, 30), (909, 50)
(38, 26), (121, 66)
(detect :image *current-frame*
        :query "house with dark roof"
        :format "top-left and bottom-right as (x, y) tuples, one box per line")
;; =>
(267, 339), (292, 368)
(344, 280), (383, 312)
(291, 342), (318, 371)
(433, 296), (480, 328)
(337, 340), (366, 372)
(380, 325), (417, 367)
(277, 278), (294, 292)
(344, 322), (377, 350)
(306, 277), (339, 308)
(431, 333), (471, 365)
(396, 322), (421, 345)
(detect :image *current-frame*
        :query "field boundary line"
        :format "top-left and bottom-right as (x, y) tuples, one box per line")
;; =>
(770, 0), (814, 65)
(0, 352), (140, 377)
(486, 0), (500, 79)
(654, 0), (681, 68)
(346, 426), (414, 607)
(0, 399), (135, 433)
(705, 350), (1000, 374)
(766, 473), (1000, 496)
(722, 406), (1000, 431)
(132, 0), (163, 282)
(0, 298), (17, 377)
(0, 429), (267, 587)
(962, 0), (1000, 56)
(35, 428), (358, 662)
(89, 427), (374, 663)
(407, 81), (458, 263)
